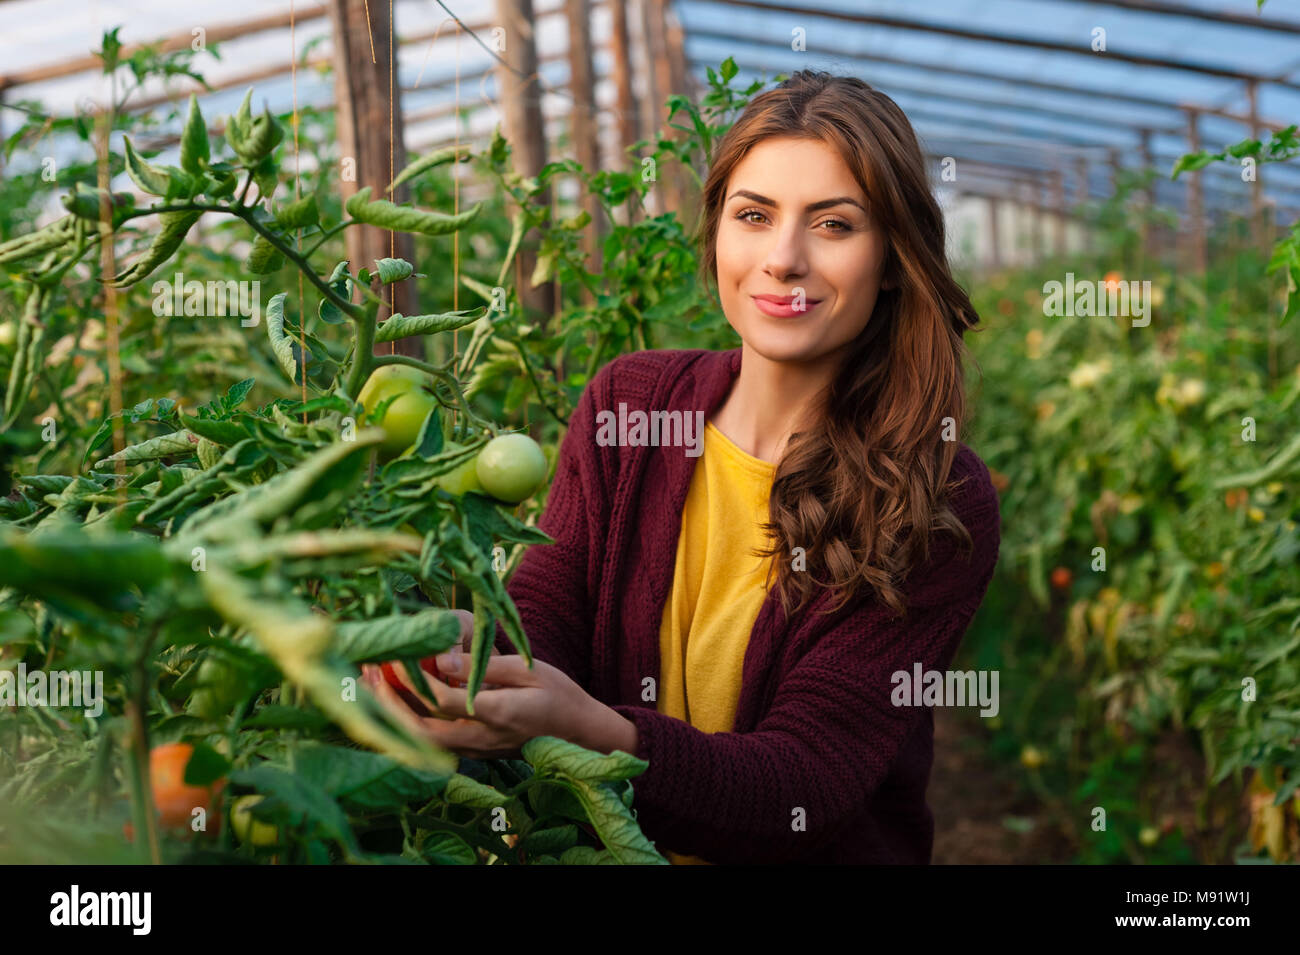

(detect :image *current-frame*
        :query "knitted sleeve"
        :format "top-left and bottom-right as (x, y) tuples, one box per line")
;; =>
(490, 362), (614, 687)
(610, 465), (1001, 864)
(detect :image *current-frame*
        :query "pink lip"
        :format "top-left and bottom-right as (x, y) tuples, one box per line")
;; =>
(752, 294), (822, 318)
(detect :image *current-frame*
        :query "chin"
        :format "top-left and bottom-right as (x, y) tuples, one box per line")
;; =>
(738, 322), (832, 365)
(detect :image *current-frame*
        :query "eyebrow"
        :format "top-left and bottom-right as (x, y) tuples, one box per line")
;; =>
(726, 189), (868, 215)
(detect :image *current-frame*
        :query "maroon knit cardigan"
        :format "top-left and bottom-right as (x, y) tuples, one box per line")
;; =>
(493, 347), (1002, 864)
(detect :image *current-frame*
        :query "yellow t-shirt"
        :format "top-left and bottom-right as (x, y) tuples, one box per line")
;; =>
(657, 420), (777, 865)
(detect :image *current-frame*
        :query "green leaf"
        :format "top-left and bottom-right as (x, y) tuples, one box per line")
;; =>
(94, 429), (198, 467)
(345, 185), (483, 237)
(559, 845), (617, 864)
(111, 210), (202, 287)
(180, 94), (210, 174)
(181, 741), (230, 787)
(319, 260), (352, 324)
(265, 292), (298, 383)
(333, 609), (461, 663)
(176, 411), (247, 446)
(374, 309), (484, 343)
(420, 832), (477, 865)
(566, 777), (667, 864)
(246, 234), (285, 274)
(230, 764), (360, 854)
(176, 428), (382, 542)
(240, 706), (332, 731)
(522, 736), (648, 783)
(275, 194), (319, 229)
(122, 136), (174, 196)
(1170, 151), (1220, 179)
(0, 526), (171, 603)
(414, 404), (443, 457)
(374, 257), (414, 284)
(293, 742), (450, 812)
(519, 824), (579, 856)
(224, 89), (254, 159)
(388, 142), (471, 192)
(442, 773), (504, 810)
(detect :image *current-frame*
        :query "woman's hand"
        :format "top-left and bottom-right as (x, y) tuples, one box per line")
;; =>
(361, 648), (637, 760)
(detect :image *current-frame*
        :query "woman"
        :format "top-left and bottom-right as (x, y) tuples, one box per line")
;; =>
(364, 70), (1001, 864)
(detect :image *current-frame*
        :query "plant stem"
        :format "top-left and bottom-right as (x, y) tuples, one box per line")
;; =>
(373, 353), (494, 432)
(303, 220), (354, 259)
(119, 202), (362, 324)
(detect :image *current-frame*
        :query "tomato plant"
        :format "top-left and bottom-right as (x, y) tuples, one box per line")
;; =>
(0, 54), (673, 865)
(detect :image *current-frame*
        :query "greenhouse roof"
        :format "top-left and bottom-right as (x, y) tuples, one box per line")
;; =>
(2, 0), (1298, 218)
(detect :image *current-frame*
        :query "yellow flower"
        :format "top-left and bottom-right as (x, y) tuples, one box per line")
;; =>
(1025, 328), (1044, 359)
(1150, 286), (1166, 309)
(1069, 359), (1110, 389)
(1266, 482), (1283, 495)
(1119, 493), (1143, 514)
(1249, 507), (1265, 522)
(1177, 379), (1206, 406)
(1036, 400), (1056, 421)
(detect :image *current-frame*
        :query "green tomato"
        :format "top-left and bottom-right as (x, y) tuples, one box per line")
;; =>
(358, 365), (438, 460)
(186, 655), (243, 722)
(475, 433), (548, 504)
(435, 443), (484, 496)
(0, 322), (15, 348)
(231, 795), (279, 847)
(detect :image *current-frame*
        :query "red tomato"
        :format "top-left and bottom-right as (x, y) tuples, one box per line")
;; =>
(379, 658), (462, 720)
(148, 742), (224, 832)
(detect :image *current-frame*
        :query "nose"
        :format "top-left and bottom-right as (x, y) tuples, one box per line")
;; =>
(762, 224), (808, 282)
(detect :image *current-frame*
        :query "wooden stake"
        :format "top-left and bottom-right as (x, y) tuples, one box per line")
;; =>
(329, 0), (422, 359)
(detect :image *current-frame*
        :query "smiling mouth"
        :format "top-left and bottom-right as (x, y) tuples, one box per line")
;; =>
(751, 295), (823, 316)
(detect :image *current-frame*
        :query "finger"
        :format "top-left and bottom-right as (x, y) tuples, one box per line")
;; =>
(368, 667), (445, 735)
(380, 660), (445, 716)
(415, 715), (511, 754)
(434, 650), (537, 689)
(450, 608), (475, 652)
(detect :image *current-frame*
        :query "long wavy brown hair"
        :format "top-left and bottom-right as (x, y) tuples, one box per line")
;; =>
(695, 70), (983, 621)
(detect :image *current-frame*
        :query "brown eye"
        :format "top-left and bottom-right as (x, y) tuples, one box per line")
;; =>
(735, 208), (766, 224)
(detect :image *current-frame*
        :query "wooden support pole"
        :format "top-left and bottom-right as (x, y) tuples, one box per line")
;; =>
(641, 0), (682, 216)
(1052, 167), (1066, 256)
(1185, 107), (1207, 274)
(1107, 147), (1122, 194)
(566, 0), (603, 288)
(1024, 181), (1040, 264)
(1247, 79), (1268, 251)
(496, 0), (557, 324)
(664, 1), (697, 216)
(610, 0), (642, 226)
(987, 195), (1001, 270)
(329, 0), (421, 360)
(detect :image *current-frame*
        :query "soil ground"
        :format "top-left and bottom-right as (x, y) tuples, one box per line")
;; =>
(930, 706), (1075, 864)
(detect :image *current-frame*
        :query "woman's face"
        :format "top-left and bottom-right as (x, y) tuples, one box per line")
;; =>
(715, 136), (889, 365)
